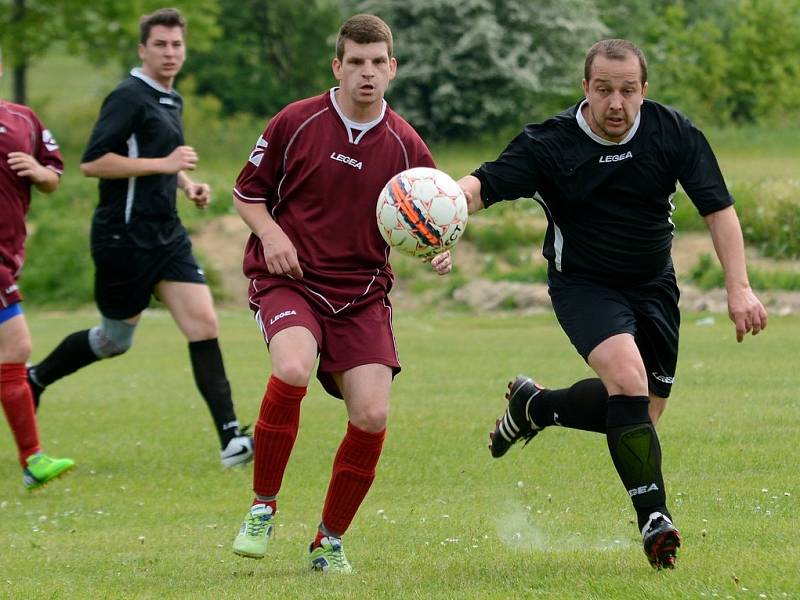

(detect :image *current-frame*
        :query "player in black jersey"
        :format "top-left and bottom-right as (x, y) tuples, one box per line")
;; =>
(460, 39), (767, 569)
(26, 8), (253, 468)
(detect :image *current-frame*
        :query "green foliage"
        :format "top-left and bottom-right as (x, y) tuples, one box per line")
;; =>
(0, 0), (220, 102)
(689, 253), (800, 291)
(183, 0), (343, 118)
(344, 0), (607, 140)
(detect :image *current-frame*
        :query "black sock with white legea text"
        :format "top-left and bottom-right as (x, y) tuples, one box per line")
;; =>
(188, 339), (240, 448)
(606, 394), (669, 531)
(529, 378), (608, 433)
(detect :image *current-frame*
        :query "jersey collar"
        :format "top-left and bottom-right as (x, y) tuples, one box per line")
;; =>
(329, 87), (386, 145)
(576, 99), (640, 146)
(131, 68), (178, 96)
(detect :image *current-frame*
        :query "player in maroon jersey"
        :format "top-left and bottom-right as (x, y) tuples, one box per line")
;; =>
(0, 50), (75, 489)
(230, 14), (452, 572)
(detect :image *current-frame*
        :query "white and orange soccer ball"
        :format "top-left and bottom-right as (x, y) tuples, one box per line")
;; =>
(376, 167), (468, 258)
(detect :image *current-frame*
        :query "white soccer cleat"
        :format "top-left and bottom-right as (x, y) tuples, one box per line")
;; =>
(221, 434), (254, 467)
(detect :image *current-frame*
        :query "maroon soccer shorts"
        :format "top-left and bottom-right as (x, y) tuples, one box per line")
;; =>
(0, 262), (23, 306)
(250, 283), (401, 398)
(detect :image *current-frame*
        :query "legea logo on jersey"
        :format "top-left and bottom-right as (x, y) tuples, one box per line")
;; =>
(599, 150), (633, 163)
(269, 310), (297, 325)
(42, 129), (59, 151)
(248, 136), (268, 167)
(330, 152), (363, 170)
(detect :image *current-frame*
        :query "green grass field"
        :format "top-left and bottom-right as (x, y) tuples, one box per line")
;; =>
(2, 310), (798, 598)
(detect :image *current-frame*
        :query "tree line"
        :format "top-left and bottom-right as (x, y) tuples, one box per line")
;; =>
(2, 0), (798, 140)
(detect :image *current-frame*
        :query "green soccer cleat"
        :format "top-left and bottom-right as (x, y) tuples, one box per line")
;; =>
(23, 452), (75, 490)
(309, 536), (353, 574)
(232, 504), (274, 558)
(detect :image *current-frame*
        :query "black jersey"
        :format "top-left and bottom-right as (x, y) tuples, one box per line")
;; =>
(473, 99), (733, 284)
(83, 69), (186, 250)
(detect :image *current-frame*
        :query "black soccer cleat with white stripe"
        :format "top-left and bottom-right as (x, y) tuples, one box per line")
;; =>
(489, 375), (544, 458)
(642, 512), (681, 569)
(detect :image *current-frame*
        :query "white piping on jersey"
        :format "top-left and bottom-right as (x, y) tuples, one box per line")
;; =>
(576, 100), (641, 145)
(0, 101), (37, 149)
(274, 107), (330, 215)
(667, 191), (677, 234)
(534, 193), (564, 272)
(125, 134), (139, 224)
(386, 123), (410, 169)
(328, 87), (386, 145)
(232, 188), (267, 202)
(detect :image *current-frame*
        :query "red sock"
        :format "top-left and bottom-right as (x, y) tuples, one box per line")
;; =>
(321, 422), (386, 537)
(253, 375), (306, 498)
(1, 363), (41, 467)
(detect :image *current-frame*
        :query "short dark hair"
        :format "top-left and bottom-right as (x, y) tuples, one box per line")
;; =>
(335, 14), (393, 61)
(584, 39), (648, 84)
(139, 8), (186, 45)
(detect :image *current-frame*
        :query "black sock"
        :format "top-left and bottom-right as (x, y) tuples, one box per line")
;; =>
(606, 395), (669, 530)
(188, 339), (239, 448)
(29, 330), (101, 406)
(529, 378), (608, 433)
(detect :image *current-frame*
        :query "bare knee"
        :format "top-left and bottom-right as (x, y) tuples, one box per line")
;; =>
(349, 405), (389, 433)
(187, 313), (219, 341)
(271, 358), (314, 387)
(602, 363), (648, 396)
(4, 338), (32, 363)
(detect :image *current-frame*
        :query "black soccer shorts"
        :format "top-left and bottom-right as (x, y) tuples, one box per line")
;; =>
(548, 264), (680, 398)
(92, 232), (207, 320)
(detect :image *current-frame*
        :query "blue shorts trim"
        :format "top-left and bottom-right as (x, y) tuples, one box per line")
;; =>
(0, 303), (23, 325)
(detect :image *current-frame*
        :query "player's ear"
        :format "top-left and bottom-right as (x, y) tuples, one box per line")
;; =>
(581, 78), (590, 98)
(388, 56), (397, 81)
(641, 81), (648, 101)
(332, 57), (342, 81)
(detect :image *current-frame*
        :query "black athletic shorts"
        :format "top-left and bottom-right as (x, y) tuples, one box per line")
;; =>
(92, 232), (206, 320)
(548, 263), (680, 398)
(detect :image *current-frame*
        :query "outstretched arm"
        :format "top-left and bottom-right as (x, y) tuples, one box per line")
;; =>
(458, 175), (485, 214)
(705, 205), (768, 342)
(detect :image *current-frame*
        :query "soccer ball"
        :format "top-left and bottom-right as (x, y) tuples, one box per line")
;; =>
(376, 167), (468, 258)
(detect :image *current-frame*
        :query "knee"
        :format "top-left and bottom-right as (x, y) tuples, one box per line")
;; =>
(349, 405), (389, 433)
(603, 363), (648, 396)
(89, 318), (136, 358)
(272, 358), (313, 387)
(6, 339), (32, 363)
(649, 397), (667, 426)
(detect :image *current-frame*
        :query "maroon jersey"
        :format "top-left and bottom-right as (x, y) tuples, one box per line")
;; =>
(0, 100), (63, 275)
(234, 90), (434, 313)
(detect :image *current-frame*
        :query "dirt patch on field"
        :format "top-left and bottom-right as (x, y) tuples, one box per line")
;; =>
(192, 217), (800, 315)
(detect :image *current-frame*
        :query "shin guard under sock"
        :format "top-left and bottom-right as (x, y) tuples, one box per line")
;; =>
(1, 363), (41, 466)
(253, 375), (306, 498)
(529, 378), (608, 433)
(321, 422), (385, 537)
(606, 395), (669, 530)
(29, 329), (100, 390)
(188, 339), (239, 448)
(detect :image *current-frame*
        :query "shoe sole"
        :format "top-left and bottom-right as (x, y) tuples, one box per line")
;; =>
(233, 548), (266, 559)
(221, 452), (254, 468)
(26, 463), (75, 491)
(646, 528), (681, 569)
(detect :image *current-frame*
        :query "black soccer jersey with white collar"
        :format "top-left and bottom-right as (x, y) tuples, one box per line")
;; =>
(474, 99), (733, 284)
(83, 68), (185, 249)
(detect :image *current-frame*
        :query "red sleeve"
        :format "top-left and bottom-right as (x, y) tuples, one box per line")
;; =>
(31, 111), (64, 175)
(233, 112), (288, 210)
